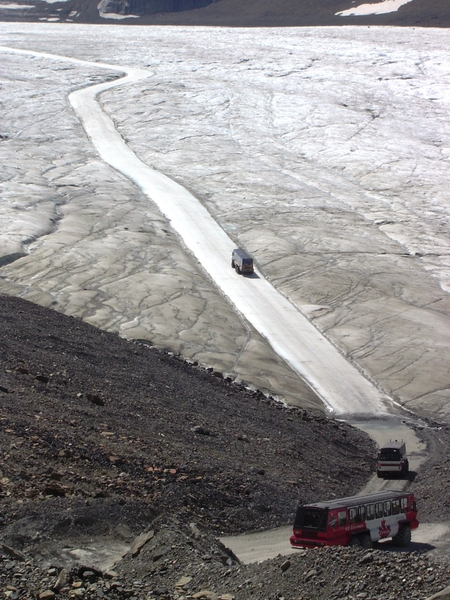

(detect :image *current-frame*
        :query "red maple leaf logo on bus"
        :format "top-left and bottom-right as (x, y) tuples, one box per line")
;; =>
(378, 519), (391, 539)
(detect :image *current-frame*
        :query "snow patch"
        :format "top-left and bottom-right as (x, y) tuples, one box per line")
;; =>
(0, 3), (34, 8)
(99, 11), (139, 19)
(336, 0), (414, 17)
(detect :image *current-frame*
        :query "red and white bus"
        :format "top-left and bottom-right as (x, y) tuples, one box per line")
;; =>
(290, 490), (419, 549)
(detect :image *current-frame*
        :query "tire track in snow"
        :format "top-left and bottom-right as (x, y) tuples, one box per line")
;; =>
(2, 46), (395, 417)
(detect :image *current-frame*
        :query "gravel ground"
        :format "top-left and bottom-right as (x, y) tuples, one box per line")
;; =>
(1, 294), (450, 599)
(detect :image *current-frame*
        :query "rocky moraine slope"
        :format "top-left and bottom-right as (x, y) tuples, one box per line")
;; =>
(1, 294), (450, 599)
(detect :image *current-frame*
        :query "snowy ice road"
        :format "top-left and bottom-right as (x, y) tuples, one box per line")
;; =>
(1, 45), (392, 417)
(1, 25), (449, 422)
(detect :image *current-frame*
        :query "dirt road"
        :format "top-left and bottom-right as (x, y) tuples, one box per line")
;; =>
(221, 416), (450, 564)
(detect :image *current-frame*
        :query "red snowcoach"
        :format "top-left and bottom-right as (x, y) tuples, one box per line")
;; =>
(290, 490), (418, 549)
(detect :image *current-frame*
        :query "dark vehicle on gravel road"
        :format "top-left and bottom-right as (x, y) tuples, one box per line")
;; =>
(377, 440), (409, 479)
(290, 490), (418, 549)
(231, 248), (254, 275)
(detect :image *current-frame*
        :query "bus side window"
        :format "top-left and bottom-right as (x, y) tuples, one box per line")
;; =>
(338, 511), (347, 527)
(375, 503), (383, 519)
(400, 497), (408, 511)
(383, 501), (392, 517)
(366, 504), (375, 521)
(358, 505), (366, 522)
(392, 499), (400, 515)
(349, 507), (358, 524)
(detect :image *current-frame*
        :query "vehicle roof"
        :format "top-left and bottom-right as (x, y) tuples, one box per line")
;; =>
(380, 440), (405, 450)
(302, 490), (411, 511)
(232, 248), (252, 259)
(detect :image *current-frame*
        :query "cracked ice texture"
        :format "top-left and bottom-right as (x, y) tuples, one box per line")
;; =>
(0, 24), (449, 420)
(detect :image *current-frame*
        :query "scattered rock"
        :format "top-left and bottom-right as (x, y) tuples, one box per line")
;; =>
(38, 591), (55, 600)
(280, 559), (290, 572)
(130, 530), (155, 557)
(86, 393), (104, 406)
(426, 586), (450, 600)
(192, 425), (211, 436)
(1, 544), (25, 561)
(53, 568), (70, 591)
(175, 575), (192, 588)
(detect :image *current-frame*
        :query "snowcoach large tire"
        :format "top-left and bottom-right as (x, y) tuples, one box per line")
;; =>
(348, 536), (361, 547)
(393, 524), (411, 547)
(360, 534), (372, 549)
